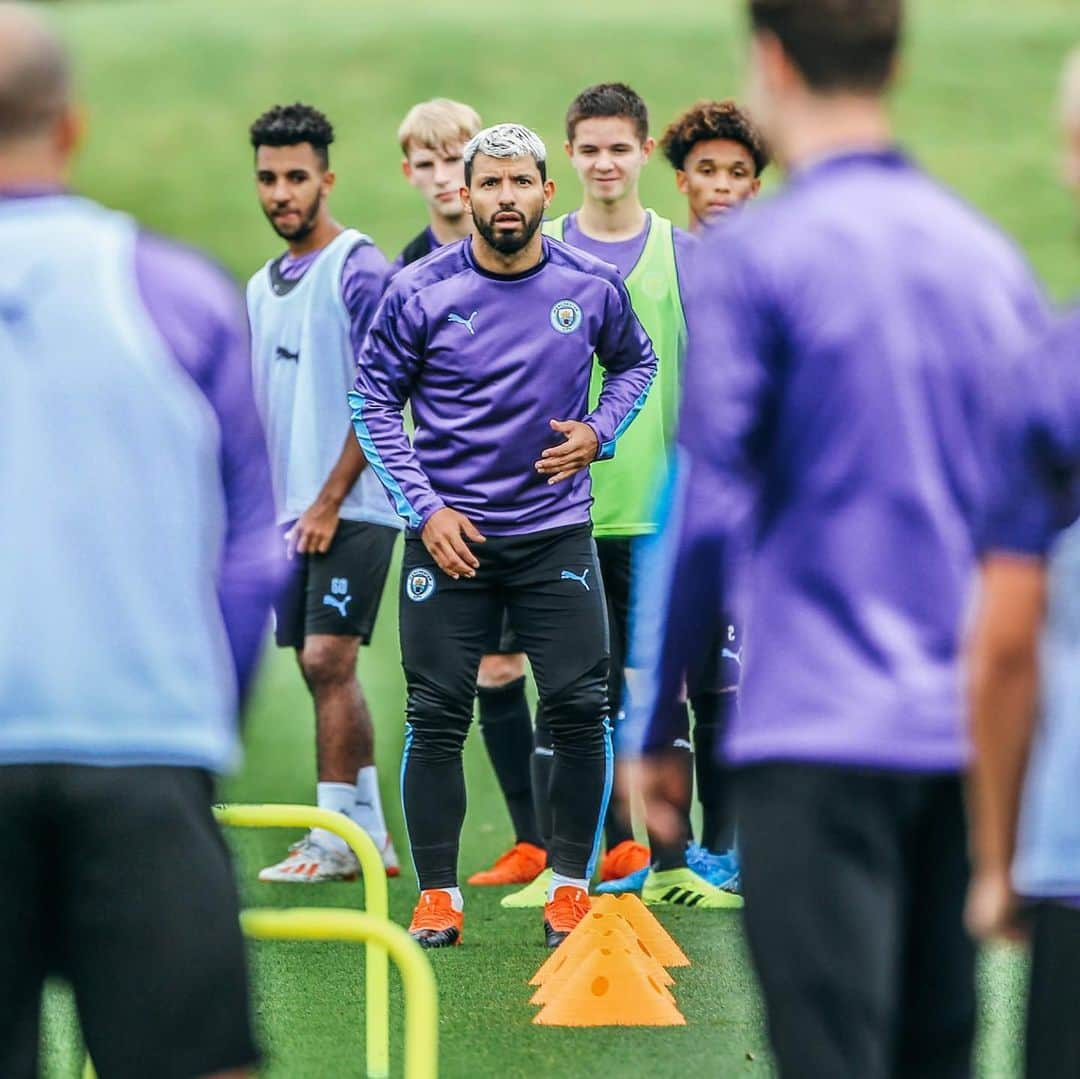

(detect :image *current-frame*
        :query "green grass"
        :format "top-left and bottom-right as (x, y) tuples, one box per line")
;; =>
(38, 0), (1080, 1075)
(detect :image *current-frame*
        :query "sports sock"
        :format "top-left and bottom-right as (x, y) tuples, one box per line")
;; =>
(647, 703), (695, 871)
(691, 690), (736, 852)
(476, 677), (544, 847)
(314, 781), (356, 853)
(547, 873), (588, 900)
(353, 765), (389, 849)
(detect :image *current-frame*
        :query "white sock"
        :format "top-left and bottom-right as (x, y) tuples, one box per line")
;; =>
(352, 766), (389, 847)
(312, 781), (355, 853)
(424, 887), (463, 911)
(548, 873), (589, 900)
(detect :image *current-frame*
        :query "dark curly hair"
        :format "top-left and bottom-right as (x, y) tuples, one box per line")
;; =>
(659, 100), (769, 176)
(565, 82), (649, 144)
(249, 103), (334, 169)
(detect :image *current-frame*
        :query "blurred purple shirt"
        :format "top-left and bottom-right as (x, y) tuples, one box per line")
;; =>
(134, 230), (283, 700)
(630, 149), (1049, 770)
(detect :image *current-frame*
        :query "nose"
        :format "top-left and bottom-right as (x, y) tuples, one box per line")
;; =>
(715, 172), (732, 193)
(271, 179), (291, 204)
(595, 151), (615, 173)
(497, 177), (518, 205)
(433, 160), (453, 187)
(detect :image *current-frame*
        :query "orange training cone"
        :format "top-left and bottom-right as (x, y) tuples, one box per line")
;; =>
(590, 893), (690, 967)
(529, 911), (639, 986)
(531, 938), (673, 1006)
(533, 943), (686, 1026)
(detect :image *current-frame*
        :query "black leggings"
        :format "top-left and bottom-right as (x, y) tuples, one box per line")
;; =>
(399, 526), (612, 889)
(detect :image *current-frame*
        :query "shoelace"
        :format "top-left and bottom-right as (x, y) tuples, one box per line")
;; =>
(412, 895), (456, 931)
(547, 890), (590, 929)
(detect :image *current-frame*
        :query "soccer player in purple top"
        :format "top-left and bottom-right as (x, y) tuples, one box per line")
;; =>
(0, 6), (284, 1076)
(393, 99), (551, 890)
(966, 47), (1080, 1078)
(352, 122), (657, 949)
(629, 0), (1048, 1074)
(247, 103), (403, 883)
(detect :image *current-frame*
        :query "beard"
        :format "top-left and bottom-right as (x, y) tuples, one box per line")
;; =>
(472, 204), (544, 255)
(265, 189), (322, 242)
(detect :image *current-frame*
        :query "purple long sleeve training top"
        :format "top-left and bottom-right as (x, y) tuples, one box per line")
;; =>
(351, 236), (658, 535)
(628, 148), (1049, 771)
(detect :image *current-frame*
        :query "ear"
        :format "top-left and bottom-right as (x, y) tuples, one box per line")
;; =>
(55, 104), (84, 166)
(543, 178), (556, 207)
(563, 140), (573, 159)
(749, 177), (762, 199)
(401, 158), (413, 182)
(322, 169), (337, 194)
(674, 169), (690, 196)
(459, 184), (472, 213)
(641, 136), (656, 161)
(754, 28), (803, 96)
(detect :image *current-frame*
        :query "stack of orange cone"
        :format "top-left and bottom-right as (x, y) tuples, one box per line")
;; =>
(528, 894), (690, 1026)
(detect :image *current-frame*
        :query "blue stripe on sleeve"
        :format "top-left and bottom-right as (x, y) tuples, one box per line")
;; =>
(598, 376), (654, 460)
(348, 389), (423, 530)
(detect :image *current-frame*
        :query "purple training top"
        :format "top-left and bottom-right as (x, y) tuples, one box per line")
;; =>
(277, 238), (389, 358)
(135, 232), (285, 701)
(630, 148), (1048, 771)
(351, 235), (658, 535)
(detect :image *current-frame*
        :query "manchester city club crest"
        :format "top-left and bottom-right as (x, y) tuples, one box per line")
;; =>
(550, 299), (582, 334)
(406, 567), (436, 603)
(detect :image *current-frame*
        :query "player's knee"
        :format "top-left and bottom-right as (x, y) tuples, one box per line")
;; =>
(542, 660), (608, 749)
(476, 652), (527, 689)
(404, 702), (471, 761)
(298, 637), (358, 691)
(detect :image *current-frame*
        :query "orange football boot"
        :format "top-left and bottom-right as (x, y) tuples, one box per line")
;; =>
(408, 890), (463, 949)
(467, 842), (547, 886)
(543, 884), (591, 948)
(599, 839), (650, 882)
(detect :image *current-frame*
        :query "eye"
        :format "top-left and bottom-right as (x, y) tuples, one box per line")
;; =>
(481, 177), (497, 187)
(516, 176), (532, 186)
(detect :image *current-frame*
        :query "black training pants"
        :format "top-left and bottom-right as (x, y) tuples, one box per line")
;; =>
(736, 764), (975, 1079)
(1026, 901), (1080, 1078)
(399, 524), (611, 889)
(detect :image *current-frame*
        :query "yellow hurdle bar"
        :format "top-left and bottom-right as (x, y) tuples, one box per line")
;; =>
(241, 908), (438, 1079)
(213, 803), (392, 1077)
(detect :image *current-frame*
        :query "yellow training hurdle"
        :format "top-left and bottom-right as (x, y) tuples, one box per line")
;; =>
(242, 908), (438, 1079)
(213, 803), (394, 1077)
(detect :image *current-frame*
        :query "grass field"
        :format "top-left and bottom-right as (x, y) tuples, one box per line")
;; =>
(39, 0), (1080, 1075)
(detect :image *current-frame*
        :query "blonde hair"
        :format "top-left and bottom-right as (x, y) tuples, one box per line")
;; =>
(398, 98), (482, 155)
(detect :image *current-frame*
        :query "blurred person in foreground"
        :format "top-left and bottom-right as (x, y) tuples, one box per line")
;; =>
(247, 103), (403, 883)
(628, 0), (1048, 1075)
(0, 4), (283, 1078)
(966, 46), (1080, 1078)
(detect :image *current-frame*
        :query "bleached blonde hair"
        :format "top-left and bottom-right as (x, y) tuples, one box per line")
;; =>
(397, 98), (482, 155)
(463, 123), (547, 181)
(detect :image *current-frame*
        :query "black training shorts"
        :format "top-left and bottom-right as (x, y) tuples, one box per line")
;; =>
(274, 518), (399, 648)
(0, 764), (257, 1079)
